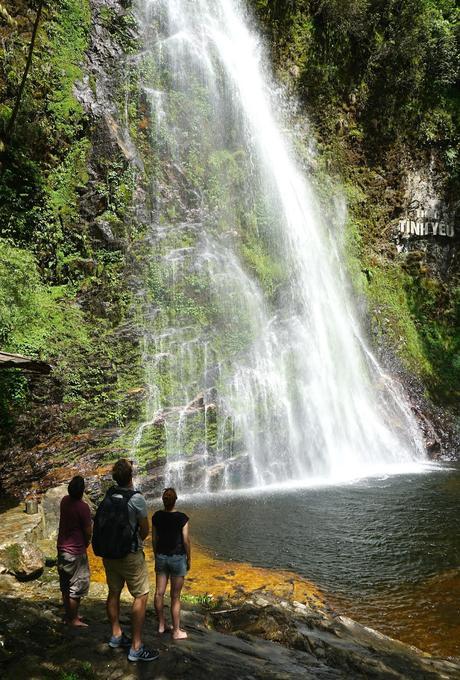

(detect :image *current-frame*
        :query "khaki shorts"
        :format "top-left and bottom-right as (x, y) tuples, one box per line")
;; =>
(103, 550), (150, 598)
(58, 551), (90, 599)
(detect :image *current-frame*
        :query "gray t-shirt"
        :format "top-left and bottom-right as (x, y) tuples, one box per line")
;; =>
(113, 487), (148, 552)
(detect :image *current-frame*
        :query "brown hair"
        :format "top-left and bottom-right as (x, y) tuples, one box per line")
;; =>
(68, 475), (85, 500)
(112, 459), (133, 487)
(162, 487), (177, 511)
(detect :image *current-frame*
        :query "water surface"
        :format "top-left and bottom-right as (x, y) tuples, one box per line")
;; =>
(184, 464), (460, 656)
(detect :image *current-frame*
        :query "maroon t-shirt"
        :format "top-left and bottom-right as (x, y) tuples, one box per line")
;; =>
(57, 496), (91, 556)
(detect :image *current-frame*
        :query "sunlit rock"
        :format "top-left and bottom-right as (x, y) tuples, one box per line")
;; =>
(41, 484), (95, 540)
(0, 542), (44, 581)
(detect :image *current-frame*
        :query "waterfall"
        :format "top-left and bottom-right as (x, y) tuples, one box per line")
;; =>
(131, 0), (425, 492)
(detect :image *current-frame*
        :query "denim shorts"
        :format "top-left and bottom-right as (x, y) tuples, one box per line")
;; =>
(155, 553), (187, 577)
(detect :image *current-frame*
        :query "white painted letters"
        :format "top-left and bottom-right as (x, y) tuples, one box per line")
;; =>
(398, 205), (454, 238)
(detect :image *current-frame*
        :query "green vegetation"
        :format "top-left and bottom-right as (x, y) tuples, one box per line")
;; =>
(0, 240), (89, 354)
(254, 0), (459, 405)
(0, 0), (91, 261)
(255, 0), (459, 169)
(403, 259), (460, 398)
(59, 662), (95, 680)
(0, 543), (21, 572)
(182, 592), (214, 608)
(0, 0), (146, 442)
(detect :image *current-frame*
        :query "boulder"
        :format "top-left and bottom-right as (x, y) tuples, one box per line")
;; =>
(37, 538), (58, 567)
(0, 542), (44, 581)
(40, 484), (68, 539)
(41, 484), (95, 539)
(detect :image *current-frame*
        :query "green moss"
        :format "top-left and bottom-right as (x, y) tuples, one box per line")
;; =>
(98, 6), (112, 26)
(404, 273), (460, 403)
(0, 0), (92, 265)
(46, 140), (90, 221)
(0, 543), (21, 572)
(0, 0), (152, 442)
(46, 0), (91, 135)
(367, 264), (433, 376)
(239, 223), (287, 302)
(343, 216), (367, 293)
(0, 240), (89, 354)
(135, 422), (167, 465)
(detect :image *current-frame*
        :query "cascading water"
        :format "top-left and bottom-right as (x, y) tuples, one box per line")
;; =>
(131, 0), (426, 492)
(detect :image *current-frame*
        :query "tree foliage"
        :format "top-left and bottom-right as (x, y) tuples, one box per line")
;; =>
(0, 3), (16, 26)
(256, 0), (459, 172)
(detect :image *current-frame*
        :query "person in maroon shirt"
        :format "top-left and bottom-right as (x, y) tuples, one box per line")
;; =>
(152, 488), (191, 640)
(57, 476), (92, 626)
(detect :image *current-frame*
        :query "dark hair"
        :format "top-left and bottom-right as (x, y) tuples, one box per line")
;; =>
(112, 458), (133, 487)
(162, 487), (177, 511)
(68, 475), (85, 500)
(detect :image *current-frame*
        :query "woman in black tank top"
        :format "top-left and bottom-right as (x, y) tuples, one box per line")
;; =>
(152, 488), (191, 640)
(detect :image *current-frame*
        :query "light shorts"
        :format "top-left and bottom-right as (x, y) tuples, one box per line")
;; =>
(103, 550), (150, 598)
(155, 553), (187, 577)
(58, 551), (90, 599)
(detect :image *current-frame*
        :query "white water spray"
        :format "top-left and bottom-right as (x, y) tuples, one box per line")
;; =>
(132, 0), (425, 491)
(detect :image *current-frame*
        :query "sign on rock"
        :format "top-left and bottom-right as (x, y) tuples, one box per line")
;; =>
(398, 204), (455, 239)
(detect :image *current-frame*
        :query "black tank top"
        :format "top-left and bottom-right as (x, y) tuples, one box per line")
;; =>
(152, 510), (189, 555)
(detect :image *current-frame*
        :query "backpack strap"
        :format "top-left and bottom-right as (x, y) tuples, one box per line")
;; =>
(107, 486), (140, 500)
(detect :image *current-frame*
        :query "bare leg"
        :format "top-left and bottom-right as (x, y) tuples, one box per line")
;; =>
(154, 573), (168, 633)
(67, 596), (88, 627)
(62, 592), (70, 619)
(131, 593), (148, 651)
(106, 590), (122, 638)
(170, 576), (187, 640)
(62, 592), (87, 626)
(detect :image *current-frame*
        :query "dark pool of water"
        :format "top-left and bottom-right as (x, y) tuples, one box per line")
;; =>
(184, 463), (460, 656)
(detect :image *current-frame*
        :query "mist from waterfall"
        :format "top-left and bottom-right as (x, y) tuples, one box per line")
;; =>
(131, 0), (426, 492)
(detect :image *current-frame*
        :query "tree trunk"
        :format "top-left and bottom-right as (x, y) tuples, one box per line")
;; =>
(5, 1), (45, 141)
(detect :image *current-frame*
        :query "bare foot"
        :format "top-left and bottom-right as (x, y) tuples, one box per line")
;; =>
(172, 628), (187, 640)
(158, 624), (173, 634)
(68, 618), (89, 627)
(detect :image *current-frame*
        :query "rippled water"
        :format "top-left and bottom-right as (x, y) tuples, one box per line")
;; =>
(184, 464), (460, 656)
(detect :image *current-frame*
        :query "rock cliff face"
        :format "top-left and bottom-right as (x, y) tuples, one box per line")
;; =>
(0, 0), (458, 499)
(0, 0), (147, 495)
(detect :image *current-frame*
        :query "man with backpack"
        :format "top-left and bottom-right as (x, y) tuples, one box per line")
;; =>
(92, 458), (158, 662)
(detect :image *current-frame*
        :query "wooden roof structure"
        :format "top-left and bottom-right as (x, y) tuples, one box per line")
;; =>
(0, 351), (52, 374)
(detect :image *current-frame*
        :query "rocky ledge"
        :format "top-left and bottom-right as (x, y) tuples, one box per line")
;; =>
(1, 496), (459, 679)
(1, 574), (460, 679)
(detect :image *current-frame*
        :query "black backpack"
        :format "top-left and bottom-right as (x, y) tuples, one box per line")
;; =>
(92, 486), (140, 559)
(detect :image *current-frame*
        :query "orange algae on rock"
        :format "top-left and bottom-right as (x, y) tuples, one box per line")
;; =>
(88, 542), (323, 606)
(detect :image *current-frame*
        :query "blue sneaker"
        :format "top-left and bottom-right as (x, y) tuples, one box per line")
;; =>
(128, 645), (159, 662)
(109, 632), (131, 648)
